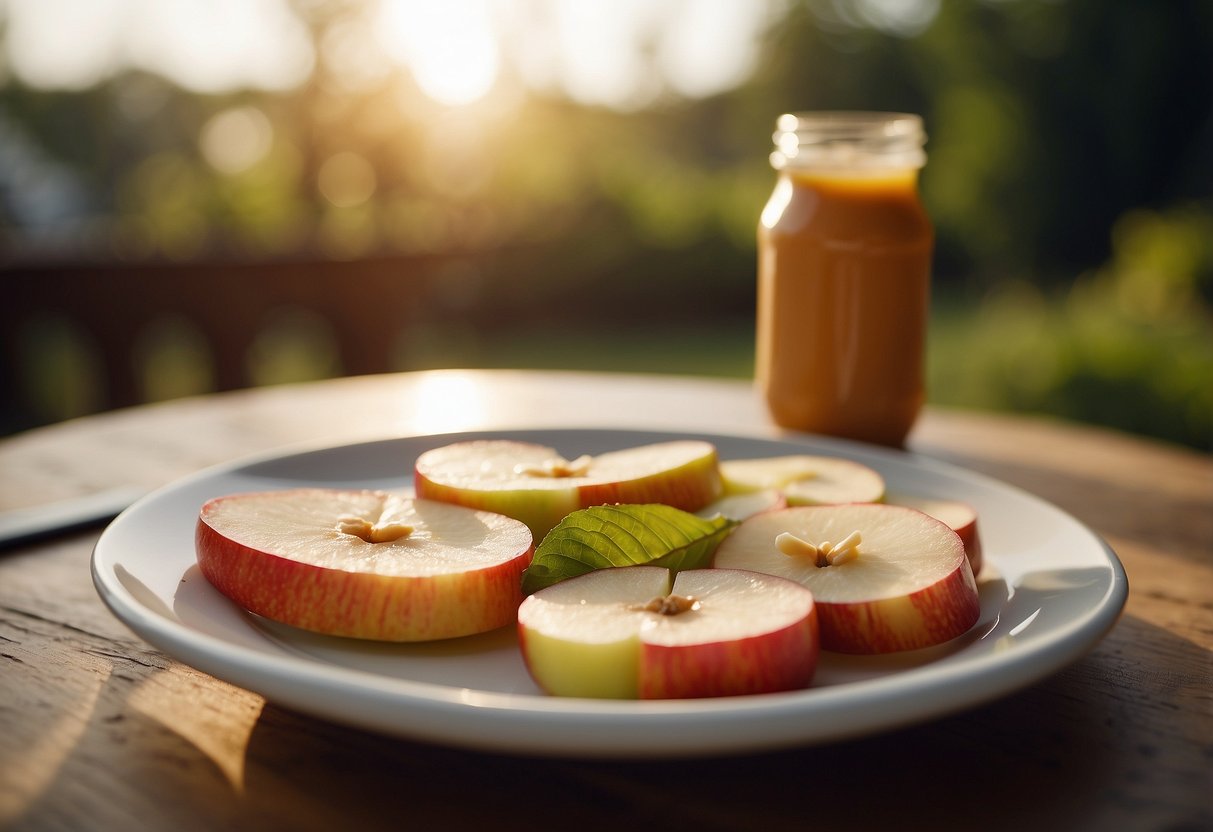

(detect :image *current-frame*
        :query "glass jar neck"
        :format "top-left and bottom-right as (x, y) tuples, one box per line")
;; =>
(770, 112), (926, 172)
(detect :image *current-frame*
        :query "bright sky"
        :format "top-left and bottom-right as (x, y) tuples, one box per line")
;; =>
(0, 0), (790, 108)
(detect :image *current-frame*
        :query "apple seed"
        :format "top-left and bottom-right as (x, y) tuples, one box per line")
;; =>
(630, 594), (700, 616)
(513, 454), (594, 478)
(336, 515), (415, 543)
(776, 530), (862, 567)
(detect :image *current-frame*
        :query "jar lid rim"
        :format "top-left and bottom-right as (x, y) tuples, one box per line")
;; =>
(776, 111), (923, 134)
(771, 111), (926, 170)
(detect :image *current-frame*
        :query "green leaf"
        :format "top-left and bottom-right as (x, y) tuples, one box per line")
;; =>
(520, 504), (737, 595)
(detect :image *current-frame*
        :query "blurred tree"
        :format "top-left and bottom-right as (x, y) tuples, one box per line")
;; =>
(1, 0), (1209, 447)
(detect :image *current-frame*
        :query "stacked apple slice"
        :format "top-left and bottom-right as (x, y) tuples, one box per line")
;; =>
(415, 439), (723, 538)
(713, 503), (980, 654)
(696, 489), (786, 522)
(517, 566), (819, 699)
(885, 493), (984, 576)
(720, 454), (984, 576)
(196, 488), (534, 641)
(721, 454), (886, 505)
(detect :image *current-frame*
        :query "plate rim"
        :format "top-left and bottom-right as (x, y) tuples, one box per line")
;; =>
(91, 426), (1129, 757)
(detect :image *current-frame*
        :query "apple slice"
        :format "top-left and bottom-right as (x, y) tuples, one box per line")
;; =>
(713, 504), (979, 654)
(517, 566), (819, 699)
(415, 439), (723, 538)
(720, 455), (885, 505)
(696, 489), (786, 522)
(196, 488), (534, 641)
(885, 493), (984, 576)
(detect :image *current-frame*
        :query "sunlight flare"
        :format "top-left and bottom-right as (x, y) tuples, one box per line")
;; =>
(376, 0), (500, 107)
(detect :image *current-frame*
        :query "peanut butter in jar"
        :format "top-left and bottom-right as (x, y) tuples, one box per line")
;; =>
(756, 112), (933, 447)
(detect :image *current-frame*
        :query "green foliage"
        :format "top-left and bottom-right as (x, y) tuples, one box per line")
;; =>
(520, 504), (737, 595)
(2, 1), (1210, 450)
(929, 205), (1213, 450)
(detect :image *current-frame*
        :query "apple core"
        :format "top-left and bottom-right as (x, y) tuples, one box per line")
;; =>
(513, 455), (594, 477)
(630, 594), (700, 615)
(776, 530), (862, 567)
(335, 515), (415, 543)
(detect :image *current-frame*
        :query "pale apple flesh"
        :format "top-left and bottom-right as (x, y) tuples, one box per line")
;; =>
(414, 439), (724, 538)
(712, 504), (979, 654)
(639, 568), (820, 699)
(696, 489), (786, 522)
(720, 455), (886, 505)
(885, 493), (984, 576)
(196, 489), (534, 642)
(517, 566), (819, 699)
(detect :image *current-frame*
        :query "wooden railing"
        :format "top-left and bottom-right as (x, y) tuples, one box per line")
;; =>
(1, 245), (755, 433)
(5, 256), (384, 409)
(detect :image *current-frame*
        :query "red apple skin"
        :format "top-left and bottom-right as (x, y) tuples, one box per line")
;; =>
(414, 443), (724, 538)
(817, 559), (980, 654)
(885, 495), (984, 577)
(713, 504), (981, 654)
(195, 513), (533, 642)
(412, 476), (576, 542)
(517, 567), (819, 699)
(576, 451), (723, 513)
(766, 492), (790, 514)
(640, 610), (819, 699)
(959, 522), (984, 578)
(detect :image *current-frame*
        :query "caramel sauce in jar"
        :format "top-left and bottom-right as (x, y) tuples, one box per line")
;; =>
(756, 113), (933, 447)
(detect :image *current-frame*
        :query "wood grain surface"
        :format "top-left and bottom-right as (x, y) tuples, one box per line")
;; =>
(1, 370), (1209, 831)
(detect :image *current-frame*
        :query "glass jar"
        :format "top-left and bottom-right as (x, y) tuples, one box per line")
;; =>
(756, 112), (933, 447)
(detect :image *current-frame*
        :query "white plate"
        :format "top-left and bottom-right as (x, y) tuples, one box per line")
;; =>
(92, 428), (1127, 758)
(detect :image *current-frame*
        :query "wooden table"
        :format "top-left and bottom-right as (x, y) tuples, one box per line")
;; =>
(1, 370), (1209, 831)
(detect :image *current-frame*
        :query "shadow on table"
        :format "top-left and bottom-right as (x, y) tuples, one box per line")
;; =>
(227, 614), (1209, 832)
(12, 612), (1206, 831)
